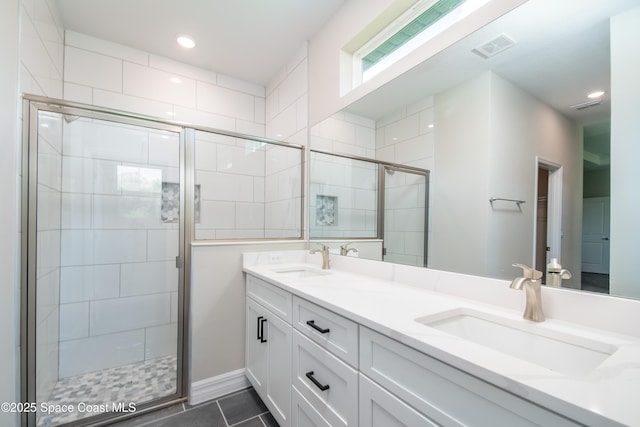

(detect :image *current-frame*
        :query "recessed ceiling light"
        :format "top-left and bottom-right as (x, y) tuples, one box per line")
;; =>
(587, 90), (605, 99)
(177, 36), (195, 49)
(170, 77), (182, 84)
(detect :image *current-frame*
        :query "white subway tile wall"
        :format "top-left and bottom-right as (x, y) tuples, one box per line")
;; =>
(194, 131), (303, 239)
(63, 30), (266, 136)
(20, 0), (64, 99)
(383, 170), (427, 267)
(266, 43), (309, 146)
(310, 152), (378, 238)
(58, 117), (181, 378)
(310, 111), (376, 158)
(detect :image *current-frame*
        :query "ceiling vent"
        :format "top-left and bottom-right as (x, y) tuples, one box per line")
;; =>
(472, 33), (517, 59)
(570, 100), (603, 111)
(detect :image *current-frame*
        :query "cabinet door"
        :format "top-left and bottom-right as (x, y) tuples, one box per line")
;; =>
(246, 298), (268, 393)
(264, 304), (292, 427)
(246, 297), (292, 427)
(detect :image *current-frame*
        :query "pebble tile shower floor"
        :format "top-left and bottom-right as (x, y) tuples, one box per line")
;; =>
(37, 355), (177, 427)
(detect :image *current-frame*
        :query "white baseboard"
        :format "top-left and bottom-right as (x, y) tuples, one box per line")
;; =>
(189, 368), (250, 406)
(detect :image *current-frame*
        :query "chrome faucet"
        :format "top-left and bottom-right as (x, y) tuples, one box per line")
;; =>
(509, 263), (545, 322)
(310, 244), (331, 269)
(339, 242), (358, 256)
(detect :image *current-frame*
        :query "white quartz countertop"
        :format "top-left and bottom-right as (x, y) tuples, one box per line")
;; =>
(243, 255), (640, 427)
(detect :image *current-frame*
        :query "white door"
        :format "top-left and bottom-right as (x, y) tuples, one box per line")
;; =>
(582, 197), (610, 274)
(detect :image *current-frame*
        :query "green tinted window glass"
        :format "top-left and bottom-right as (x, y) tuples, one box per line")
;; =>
(362, 0), (466, 72)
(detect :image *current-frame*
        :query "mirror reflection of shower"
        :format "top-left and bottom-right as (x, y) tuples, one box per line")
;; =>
(310, 150), (429, 267)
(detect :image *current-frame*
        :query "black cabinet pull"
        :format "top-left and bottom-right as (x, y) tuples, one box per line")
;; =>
(257, 316), (264, 341)
(305, 371), (330, 391)
(260, 317), (267, 343)
(306, 320), (330, 334)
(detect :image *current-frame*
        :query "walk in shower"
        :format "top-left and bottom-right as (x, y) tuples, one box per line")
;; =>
(22, 98), (188, 427)
(22, 96), (304, 426)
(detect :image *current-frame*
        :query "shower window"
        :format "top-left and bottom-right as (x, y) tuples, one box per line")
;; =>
(193, 130), (304, 240)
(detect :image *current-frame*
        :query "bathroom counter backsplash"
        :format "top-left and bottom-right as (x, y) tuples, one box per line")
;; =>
(243, 250), (640, 427)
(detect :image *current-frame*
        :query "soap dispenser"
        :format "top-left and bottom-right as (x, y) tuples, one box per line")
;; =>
(546, 258), (572, 287)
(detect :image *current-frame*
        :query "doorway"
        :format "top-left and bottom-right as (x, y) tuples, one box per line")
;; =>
(534, 159), (563, 282)
(581, 197), (610, 293)
(22, 99), (188, 426)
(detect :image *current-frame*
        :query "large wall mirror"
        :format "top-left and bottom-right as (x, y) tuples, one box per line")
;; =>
(310, 0), (639, 299)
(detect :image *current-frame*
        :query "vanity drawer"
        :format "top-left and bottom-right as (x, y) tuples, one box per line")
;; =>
(291, 386), (332, 427)
(292, 330), (358, 427)
(359, 373), (438, 427)
(246, 274), (292, 323)
(293, 296), (358, 367)
(360, 327), (580, 427)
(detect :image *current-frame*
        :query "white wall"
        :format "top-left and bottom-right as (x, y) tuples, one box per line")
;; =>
(431, 72), (580, 281)
(308, 0), (395, 125)
(433, 73), (491, 276)
(190, 242), (306, 383)
(488, 72), (581, 283)
(610, 5), (640, 298)
(1, 0), (21, 425)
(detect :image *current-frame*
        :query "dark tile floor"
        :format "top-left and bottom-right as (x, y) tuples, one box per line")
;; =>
(581, 272), (609, 294)
(110, 388), (278, 427)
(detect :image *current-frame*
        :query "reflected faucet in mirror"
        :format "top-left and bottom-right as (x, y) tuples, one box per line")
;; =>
(340, 243), (358, 257)
(310, 244), (331, 270)
(510, 263), (545, 322)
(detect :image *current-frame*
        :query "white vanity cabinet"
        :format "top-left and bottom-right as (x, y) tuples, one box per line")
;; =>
(245, 271), (589, 427)
(359, 327), (581, 427)
(245, 275), (292, 427)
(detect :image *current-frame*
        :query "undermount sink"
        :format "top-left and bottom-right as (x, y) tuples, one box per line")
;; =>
(416, 308), (617, 376)
(273, 267), (328, 278)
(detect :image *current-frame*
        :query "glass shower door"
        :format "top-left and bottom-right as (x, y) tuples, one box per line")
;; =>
(382, 166), (429, 267)
(28, 107), (184, 426)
